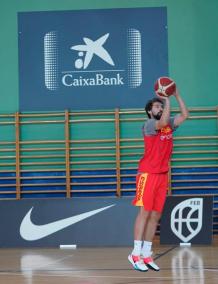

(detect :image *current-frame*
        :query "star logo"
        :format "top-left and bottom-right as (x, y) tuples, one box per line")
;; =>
(71, 33), (115, 69)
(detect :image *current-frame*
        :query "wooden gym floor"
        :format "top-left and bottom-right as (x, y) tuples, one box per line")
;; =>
(0, 241), (218, 283)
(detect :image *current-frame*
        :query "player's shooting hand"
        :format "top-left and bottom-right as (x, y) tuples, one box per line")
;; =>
(155, 91), (170, 101)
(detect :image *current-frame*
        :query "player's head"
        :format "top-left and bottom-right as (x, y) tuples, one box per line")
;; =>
(145, 98), (164, 120)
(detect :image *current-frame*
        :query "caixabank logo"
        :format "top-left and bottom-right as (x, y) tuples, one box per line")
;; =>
(44, 30), (141, 90)
(18, 8), (168, 111)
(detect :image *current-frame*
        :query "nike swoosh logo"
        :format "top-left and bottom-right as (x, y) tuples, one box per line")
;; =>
(20, 204), (115, 241)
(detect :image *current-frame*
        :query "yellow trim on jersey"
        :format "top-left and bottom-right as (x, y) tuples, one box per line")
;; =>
(135, 173), (148, 206)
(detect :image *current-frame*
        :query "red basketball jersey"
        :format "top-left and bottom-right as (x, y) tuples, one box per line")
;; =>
(138, 119), (175, 173)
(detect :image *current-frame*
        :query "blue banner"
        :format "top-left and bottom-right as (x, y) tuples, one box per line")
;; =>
(0, 198), (137, 247)
(18, 8), (168, 111)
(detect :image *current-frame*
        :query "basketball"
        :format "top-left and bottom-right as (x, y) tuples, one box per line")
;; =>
(154, 77), (176, 97)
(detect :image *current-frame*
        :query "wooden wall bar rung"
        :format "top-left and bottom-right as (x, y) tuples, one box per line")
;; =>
(172, 150), (218, 154)
(21, 183), (66, 186)
(171, 179), (218, 183)
(21, 120), (65, 124)
(70, 153), (116, 157)
(70, 189), (117, 193)
(0, 122), (15, 125)
(20, 147), (65, 151)
(174, 135), (218, 140)
(173, 164), (218, 168)
(20, 140), (65, 144)
(69, 118), (115, 123)
(20, 176), (66, 180)
(0, 184), (16, 187)
(171, 157), (218, 161)
(70, 175), (116, 178)
(70, 161), (116, 165)
(70, 182), (117, 186)
(20, 113), (65, 117)
(19, 155), (65, 159)
(20, 190), (66, 194)
(188, 115), (217, 119)
(69, 111), (115, 116)
(172, 172), (218, 176)
(70, 139), (115, 143)
(173, 143), (218, 147)
(0, 142), (15, 145)
(70, 146), (116, 150)
(0, 149), (16, 152)
(172, 186), (218, 189)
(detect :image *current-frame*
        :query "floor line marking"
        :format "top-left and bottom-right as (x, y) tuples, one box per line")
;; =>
(0, 272), (206, 279)
(154, 246), (177, 260)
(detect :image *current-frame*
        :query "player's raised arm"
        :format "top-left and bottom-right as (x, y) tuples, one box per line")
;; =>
(155, 95), (170, 130)
(173, 88), (189, 127)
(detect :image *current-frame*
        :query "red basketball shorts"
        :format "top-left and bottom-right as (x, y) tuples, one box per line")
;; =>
(132, 172), (168, 213)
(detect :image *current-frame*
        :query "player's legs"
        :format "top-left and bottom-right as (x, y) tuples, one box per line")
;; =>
(132, 173), (155, 244)
(143, 173), (168, 242)
(134, 206), (150, 241)
(141, 173), (168, 271)
(144, 210), (161, 241)
(141, 211), (161, 271)
(128, 207), (150, 271)
(129, 173), (154, 271)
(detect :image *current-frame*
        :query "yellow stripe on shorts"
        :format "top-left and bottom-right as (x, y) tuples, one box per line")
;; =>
(135, 173), (148, 206)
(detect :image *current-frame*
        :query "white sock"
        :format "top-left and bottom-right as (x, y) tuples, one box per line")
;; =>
(141, 241), (152, 257)
(132, 240), (142, 256)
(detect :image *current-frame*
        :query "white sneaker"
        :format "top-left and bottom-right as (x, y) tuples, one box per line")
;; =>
(128, 254), (148, 272)
(142, 255), (160, 271)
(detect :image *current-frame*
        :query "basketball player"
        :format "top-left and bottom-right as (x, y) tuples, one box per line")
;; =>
(128, 89), (189, 271)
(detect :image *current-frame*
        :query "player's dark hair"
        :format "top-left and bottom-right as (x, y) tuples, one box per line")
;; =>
(145, 98), (163, 118)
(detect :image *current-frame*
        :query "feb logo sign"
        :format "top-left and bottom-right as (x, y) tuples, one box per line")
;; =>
(160, 196), (213, 245)
(18, 8), (168, 111)
(171, 198), (203, 243)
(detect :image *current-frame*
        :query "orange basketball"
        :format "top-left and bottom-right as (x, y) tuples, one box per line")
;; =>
(154, 77), (176, 97)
